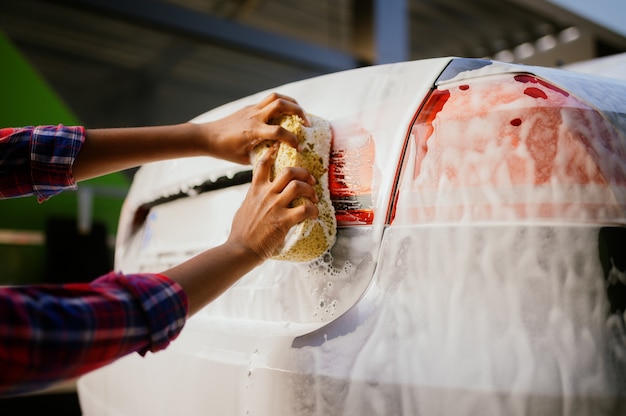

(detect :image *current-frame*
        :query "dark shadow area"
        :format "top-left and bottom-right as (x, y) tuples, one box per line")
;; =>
(0, 392), (81, 415)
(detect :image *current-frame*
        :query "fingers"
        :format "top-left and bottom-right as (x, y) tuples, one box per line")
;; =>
(271, 167), (317, 198)
(283, 180), (319, 206)
(257, 92), (298, 108)
(253, 153), (318, 214)
(224, 94), (320, 261)
(210, 92), (310, 165)
(243, 92), (312, 153)
(283, 200), (320, 224)
(272, 168), (320, 225)
(257, 92), (310, 126)
(252, 146), (317, 205)
(260, 93), (309, 150)
(253, 124), (301, 152)
(252, 141), (278, 182)
(234, 145), (319, 260)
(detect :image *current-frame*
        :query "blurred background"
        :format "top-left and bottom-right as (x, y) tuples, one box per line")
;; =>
(2, 0), (626, 128)
(0, 0), (625, 413)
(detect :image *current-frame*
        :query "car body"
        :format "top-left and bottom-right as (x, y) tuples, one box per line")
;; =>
(78, 57), (626, 415)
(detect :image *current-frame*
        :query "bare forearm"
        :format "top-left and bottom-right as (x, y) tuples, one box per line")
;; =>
(72, 94), (308, 182)
(160, 145), (319, 316)
(162, 242), (263, 316)
(70, 94), (317, 317)
(73, 123), (208, 182)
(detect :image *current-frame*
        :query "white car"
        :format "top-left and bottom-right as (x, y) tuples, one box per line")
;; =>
(78, 57), (626, 415)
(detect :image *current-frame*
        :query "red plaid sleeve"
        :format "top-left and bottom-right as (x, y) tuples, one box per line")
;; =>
(0, 125), (85, 202)
(0, 272), (188, 396)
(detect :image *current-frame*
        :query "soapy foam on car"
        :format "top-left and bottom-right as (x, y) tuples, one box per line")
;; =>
(305, 252), (354, 319)
(286, 224), (626, 416)
(284, 70), (626, 415)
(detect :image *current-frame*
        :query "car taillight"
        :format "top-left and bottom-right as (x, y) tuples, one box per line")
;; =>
(392, 72), (626, 224)
(329, 125), (375, 226)
(412, 88), (450, 183)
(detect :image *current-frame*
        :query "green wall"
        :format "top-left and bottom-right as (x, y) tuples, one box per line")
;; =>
(0, 32), (129, 284)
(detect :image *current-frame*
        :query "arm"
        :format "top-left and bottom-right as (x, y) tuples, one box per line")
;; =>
(0, 93), (318, 394)
(77, 92), (318, 316)
(0, 143), (319, 396)
(163, 142), (319, 315)
(73, 93), (310, 181)
(0, 272), (187, 396)
(0, 93), (308, 198)
(75, 92), (319, 316)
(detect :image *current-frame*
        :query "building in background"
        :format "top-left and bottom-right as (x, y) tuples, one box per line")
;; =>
(1, 0), (625, 130)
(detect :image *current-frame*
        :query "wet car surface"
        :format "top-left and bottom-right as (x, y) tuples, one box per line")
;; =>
(79, 57), (626, 415)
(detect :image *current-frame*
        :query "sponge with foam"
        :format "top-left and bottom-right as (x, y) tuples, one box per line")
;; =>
(251, 114), (336, 262)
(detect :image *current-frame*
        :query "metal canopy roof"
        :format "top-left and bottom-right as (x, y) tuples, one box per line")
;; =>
(1, 0), (625, 128)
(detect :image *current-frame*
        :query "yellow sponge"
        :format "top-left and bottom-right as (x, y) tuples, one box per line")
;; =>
(251, 114), (336, 262)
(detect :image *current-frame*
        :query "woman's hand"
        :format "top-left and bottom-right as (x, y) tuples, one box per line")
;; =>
(163, 143), (319, 315)
(226, 142), (319, 260)
(74, 93), (309, 181)
(201, 93), (311, 165)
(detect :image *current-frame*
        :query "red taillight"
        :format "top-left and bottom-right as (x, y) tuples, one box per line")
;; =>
(329, 128), (376, 226)
(392, 72), (626, 225)
(412, 89), (450, 179)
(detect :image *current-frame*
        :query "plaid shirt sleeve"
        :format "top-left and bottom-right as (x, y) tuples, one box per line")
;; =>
(0, 272), (189, 396)
(0, 125), (85, 202)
